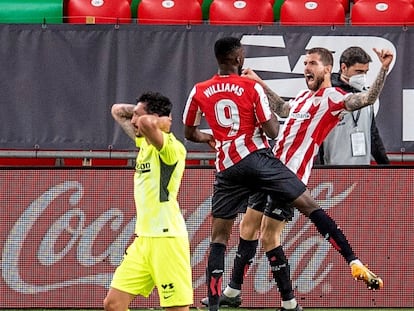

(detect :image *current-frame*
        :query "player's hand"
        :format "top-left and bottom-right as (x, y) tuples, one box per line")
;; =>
(207, 137), (216, 150)
(241, 68), (263, 83)
(373, 48), (393, 70)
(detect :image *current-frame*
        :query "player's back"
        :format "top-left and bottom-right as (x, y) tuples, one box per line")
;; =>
(184, 73), (272, 171)
(193, 74), (267, 141)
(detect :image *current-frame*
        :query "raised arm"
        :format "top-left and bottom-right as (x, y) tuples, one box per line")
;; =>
(138, 115), (171, 150)
(344, 48), (394, 111)
(241, 68), (291, 118)
(111, 103), (136, 140)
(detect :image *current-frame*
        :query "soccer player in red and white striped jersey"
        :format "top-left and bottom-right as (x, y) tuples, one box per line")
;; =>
(197, 44), (393, 311)
(183, 65), (275, 172)
(274, 85), (350, 184)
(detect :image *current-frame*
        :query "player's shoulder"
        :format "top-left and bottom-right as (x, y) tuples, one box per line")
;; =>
(160, 132), (187, 159)
(320, 87), (350, 101)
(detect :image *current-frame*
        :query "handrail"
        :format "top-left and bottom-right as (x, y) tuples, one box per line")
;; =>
(0, 150), (412, 162)
(0, 150), (216, 160)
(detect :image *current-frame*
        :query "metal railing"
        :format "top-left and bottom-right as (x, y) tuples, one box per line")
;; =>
(0, 149), (413, 164)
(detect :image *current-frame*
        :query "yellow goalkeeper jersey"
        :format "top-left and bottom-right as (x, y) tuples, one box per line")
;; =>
(133, 132), (187, 237)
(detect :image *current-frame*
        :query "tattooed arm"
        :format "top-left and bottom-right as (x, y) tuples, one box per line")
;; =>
(344, 48), (394, 111)
(111, 103), (136, 140)
(242, 68), (291, 118)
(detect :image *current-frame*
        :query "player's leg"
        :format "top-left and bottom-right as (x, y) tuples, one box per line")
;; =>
(222, 201), (263, 306)
(200, 198), (263, 308)
(255, 156), (306, 310)
(207, 166), (251, 311)
(152, 237), (193, 310)
(104, 237), (153, 311)
(293, 189), (383, 289)
(261, 198), (301, 311)
(207, 217), (234, 311)
(104, 288), (135, 311)
(229, 195), (264, 288)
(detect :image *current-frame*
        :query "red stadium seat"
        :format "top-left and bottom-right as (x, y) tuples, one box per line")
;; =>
(66, 0), (132, 24)
(209, 0), (274, 25)
(354, 0), (414, 3)
(137, 0), (203, 24)
(280, 0), (345, 26)
(351, 0), (414, 26)
(340, 0), (349, 12)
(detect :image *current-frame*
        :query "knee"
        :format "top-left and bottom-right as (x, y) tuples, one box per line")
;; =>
(294, 193), (319, 217)
(103, 296), (120, 311)
(240, 220), (260, 240)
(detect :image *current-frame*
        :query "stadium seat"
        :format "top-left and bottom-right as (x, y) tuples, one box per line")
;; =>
(280, 0), (345, 26)
(209, 0), (274, 25)
(137, 0), (203, 24)
(0, 0), (63, 24)
(354, 0), (414, 3)
(66, 0), (132, 24)
(351, 0), (414, 26)
(338, 0), (349, 12)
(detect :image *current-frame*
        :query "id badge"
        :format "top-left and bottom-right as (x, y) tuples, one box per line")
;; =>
(351, 131), (367, 157)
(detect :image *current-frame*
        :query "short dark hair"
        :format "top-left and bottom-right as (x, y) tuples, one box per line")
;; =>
(136, 92), (172, 117)
(214, 37), (242, 63)
(340, 46), (372, 68)
(307, 47), (333, 67)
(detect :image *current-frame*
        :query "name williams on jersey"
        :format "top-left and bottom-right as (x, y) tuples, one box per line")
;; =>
(203, 83), (245, 98)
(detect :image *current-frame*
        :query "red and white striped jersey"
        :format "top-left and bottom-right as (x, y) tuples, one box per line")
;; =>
(183, 74), (273, 172)
(274, 87), (350, 184)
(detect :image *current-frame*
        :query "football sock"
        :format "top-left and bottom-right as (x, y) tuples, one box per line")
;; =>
(349, 259), (363, 266)
(228, 238), (258, 291)
(207, 242), (226, 311)
(282, 298), (298, 310)
(266, 245), (295, 301)
(309, 208), (358, 264)
(223, 285), (241, 297)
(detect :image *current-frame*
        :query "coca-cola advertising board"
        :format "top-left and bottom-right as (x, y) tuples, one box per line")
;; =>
(1, 167), (413, 308)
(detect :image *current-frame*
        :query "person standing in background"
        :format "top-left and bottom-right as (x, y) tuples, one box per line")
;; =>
(104, 92), (193, 311)
(320, 46), (390, 165)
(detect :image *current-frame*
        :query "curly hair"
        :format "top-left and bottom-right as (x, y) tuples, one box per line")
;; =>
(136, 91), (172, 117)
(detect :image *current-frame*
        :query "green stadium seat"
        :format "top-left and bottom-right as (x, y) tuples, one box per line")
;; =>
(0, 0), (63, 24)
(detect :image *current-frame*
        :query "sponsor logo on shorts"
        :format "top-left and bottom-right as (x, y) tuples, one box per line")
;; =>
(161, 283), (175, 299)
(272, 208), (282, 215)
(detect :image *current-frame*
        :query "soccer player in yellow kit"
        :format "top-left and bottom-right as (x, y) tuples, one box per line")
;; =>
(104, 92), (193, 311)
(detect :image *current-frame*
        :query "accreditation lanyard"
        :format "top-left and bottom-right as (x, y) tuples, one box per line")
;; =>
(350, 110), (367, 156)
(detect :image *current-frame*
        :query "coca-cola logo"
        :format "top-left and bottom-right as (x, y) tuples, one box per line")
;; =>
(1, 179), (355, 295)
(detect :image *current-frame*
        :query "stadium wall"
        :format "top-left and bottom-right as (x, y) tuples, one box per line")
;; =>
(1, 167), (413, 309)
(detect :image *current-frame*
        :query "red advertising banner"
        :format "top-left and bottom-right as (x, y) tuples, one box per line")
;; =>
(1, 168), (413, 308)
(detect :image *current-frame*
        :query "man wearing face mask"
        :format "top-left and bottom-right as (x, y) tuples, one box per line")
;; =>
(319, 46), (390, 165)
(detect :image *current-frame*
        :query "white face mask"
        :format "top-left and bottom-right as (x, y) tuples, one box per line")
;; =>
(348, 73), (367, 91)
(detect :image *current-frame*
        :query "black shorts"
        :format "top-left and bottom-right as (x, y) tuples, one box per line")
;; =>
(248, 192), (296, 221)
(212, 149), (306, 219)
